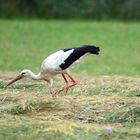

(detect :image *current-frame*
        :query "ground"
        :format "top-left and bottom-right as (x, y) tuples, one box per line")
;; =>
(0, 72), (140, 140)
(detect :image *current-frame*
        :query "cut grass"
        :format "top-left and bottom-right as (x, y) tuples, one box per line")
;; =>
(0, 72), (140, 140)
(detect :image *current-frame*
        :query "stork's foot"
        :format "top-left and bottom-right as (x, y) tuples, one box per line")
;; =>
(52, 83), (77, 97)
(52, 74), (77, 97)
(52, 87), (65, 97)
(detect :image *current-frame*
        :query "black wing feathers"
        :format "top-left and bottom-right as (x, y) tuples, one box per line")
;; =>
(60, 45), (100, 70)
(60, 49), (85, 70)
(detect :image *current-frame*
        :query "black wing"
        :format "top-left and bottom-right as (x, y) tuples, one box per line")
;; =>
(60, 45), (100, 70)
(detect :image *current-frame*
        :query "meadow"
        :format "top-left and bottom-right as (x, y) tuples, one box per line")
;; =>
(0, 20), (140, 140)
(0, 20), (140, 75)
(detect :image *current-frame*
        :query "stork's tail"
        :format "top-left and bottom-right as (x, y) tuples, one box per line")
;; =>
(85, 45), (100, 55)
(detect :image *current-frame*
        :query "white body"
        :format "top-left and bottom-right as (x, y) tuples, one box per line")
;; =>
(41, 49), (89, 74)
(41, 50), (74, 73)
(39, 49), (89, 85)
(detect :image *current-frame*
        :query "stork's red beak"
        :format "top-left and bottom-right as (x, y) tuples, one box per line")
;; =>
(6, 75), (22, 87)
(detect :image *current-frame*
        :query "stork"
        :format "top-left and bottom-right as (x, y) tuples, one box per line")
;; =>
(6, 45), (100, 96)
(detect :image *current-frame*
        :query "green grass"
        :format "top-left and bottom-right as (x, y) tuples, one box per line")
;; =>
(0, 19), (140, 75)
(0, 20), (140, 140)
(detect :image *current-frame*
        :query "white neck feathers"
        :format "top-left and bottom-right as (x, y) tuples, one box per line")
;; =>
(29, 71), (42, 80)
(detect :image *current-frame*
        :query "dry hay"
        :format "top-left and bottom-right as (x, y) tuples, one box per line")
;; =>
(0, 72), (140, 134)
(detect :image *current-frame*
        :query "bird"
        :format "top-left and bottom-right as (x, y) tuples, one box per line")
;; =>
(6, 45), (100, 96)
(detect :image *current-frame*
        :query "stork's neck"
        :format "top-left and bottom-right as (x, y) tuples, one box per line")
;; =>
(29, 71), (43, 80)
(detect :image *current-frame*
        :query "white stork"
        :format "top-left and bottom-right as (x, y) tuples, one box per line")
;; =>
(6, 45), (100, 96)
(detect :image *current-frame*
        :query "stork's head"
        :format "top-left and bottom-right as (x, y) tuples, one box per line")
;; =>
(6, 69), (32, 87)
(20, 69), (33, 77)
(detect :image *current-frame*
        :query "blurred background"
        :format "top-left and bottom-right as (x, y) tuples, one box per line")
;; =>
(0, 0), (140, 20)
(0, 0), (140, 76)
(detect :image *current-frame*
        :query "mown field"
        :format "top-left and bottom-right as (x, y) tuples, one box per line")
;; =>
(0, 20), (140, 140)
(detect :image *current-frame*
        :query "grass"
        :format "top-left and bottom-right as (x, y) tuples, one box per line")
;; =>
(0, 19), (140, 75)
(0, 20), (140, 139)
(0, 73), (140, 140)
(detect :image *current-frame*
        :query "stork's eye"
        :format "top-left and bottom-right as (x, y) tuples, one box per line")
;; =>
(21, 72), (26, 75)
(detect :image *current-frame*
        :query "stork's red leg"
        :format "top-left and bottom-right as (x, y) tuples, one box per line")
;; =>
(62, 73), (68, 85)
(65, 74), (77, 95)
(53, 74), (77, 96)
(52, 74), (68, 96)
